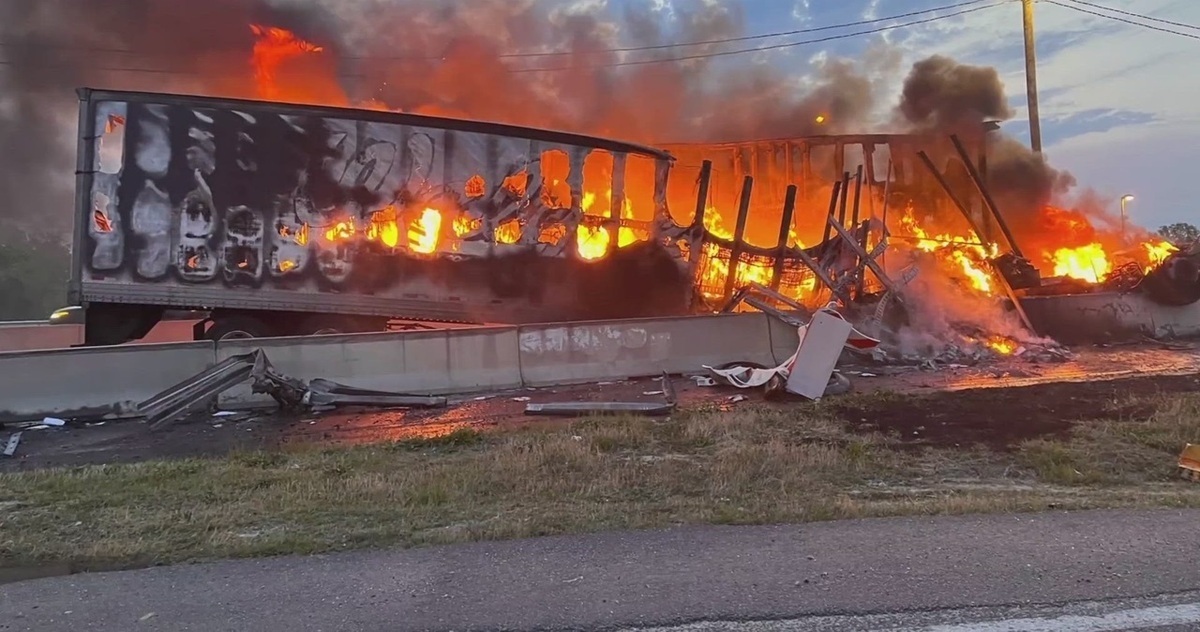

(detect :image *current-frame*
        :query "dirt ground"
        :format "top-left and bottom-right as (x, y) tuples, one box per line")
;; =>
(2, 343), (1197, 471)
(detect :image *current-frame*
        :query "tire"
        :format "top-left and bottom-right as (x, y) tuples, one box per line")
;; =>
(204, 315), (271, 341)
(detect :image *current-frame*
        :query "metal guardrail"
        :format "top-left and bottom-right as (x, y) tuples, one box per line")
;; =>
(0, 320), (54, 328)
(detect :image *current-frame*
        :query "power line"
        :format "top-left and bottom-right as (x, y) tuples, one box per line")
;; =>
(0, 0), (1007, 78)
(0, 0), (999, 63)
(1060, 0), (1200, 32)
(1044, 0), (1200, 40)
(510, 1), (1010, 74)
(354, 0), (998, 61)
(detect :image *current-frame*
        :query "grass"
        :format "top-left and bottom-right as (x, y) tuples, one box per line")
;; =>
(2, 391), (1199, 571)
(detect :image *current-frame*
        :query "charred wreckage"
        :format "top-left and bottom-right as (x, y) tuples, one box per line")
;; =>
(72, 88), (1195, 356)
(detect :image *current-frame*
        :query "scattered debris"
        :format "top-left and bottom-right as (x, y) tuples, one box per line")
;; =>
(140, 351), (263, 429)
(1143, 336), (1194, 352)
(511, 396), (531, 402)
(525, 402), (675, 417)
(691, 376), (717, 387)
(3, 432), (21, 457)
(140, 349), (446, 430)
(302, 379), (447, 409)
(726, 394), (749, 404)
(703, 305), (876, 401)
(526, 373), (677, 417)
(41, 417), (66, 427)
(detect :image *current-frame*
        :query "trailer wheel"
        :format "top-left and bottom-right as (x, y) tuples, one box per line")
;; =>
(205, 315), (270, 341)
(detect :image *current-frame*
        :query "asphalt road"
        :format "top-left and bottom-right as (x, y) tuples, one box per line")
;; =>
(3, 509), (1199, 631)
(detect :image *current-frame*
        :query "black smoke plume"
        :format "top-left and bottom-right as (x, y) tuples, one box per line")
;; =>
(0, 0), (902, 236)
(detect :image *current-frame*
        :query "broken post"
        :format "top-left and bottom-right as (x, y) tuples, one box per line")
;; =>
(916, 150), (992, 246)
(850, 164), (864, 228)
(687, 160), (714, 304)
(915, 151), (1035, 333)
(850, 166), (867, 296)
(949, 134), (1024, 259)
(820, 180), (843, 248)
(835, 170), (851, 229)
(691, 160), (713, 232)
(723, 175), (754, 302)
(879, 159), (893, 270)
(793, 246), (851, 305)
(827, 215), (899, 295)
(605, 152), (627, 258)
(771, 184), (798, 292)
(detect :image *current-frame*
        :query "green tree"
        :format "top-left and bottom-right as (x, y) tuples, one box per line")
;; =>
(0, 232), (69, 320)
(1158, 222), (1200, 247)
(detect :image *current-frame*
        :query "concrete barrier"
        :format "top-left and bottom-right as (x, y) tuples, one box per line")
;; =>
(1022, 291), (1200, 343)
(0, 340), (217, 422)
(0, 322), (83, 352)
(766, 316), (801, 366)
(0, 319), (199, 352)
(516, 313), (775, 387)
(214, 326), (522, 408)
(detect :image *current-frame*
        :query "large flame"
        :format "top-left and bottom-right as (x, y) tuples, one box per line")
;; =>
(1052, 243), (1110, 284)
(242, 23), (1181, 331)
(250, 24), (323, 101)
(899, 207), (997, 295)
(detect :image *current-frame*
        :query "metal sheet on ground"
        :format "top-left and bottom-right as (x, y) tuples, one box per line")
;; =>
(786, 311), (852, 400)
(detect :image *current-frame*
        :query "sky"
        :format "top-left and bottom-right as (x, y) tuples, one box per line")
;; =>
(652, 0), (1199, 230)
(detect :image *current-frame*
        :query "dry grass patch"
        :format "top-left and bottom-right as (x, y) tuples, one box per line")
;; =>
(2, 393), (1199, 571)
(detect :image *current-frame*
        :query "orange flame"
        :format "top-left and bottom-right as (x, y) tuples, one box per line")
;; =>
(324, 219), (356, 243)
(496, 219), (521, 244)
(367, 206), (401, 248)
(92, 209), (113, 233)
(986, 336), (1018, 355)
(1052, 243), (1110, 284)
(408, 208), (442, 254)
(899, 208), (997, 294)
(1143, 240), (1177, 272)
(453, 214), (481, 238)
(464, 174), (486, 199)
(250, 24), (324, 100)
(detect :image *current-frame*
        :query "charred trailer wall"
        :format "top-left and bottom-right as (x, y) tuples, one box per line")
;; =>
(73, 89), (701, 328)
(661, 131), (991, 251)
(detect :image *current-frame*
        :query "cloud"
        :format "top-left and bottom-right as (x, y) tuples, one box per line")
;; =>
(1040, 108), (1158, 146)
(851, 0), (1200, 224)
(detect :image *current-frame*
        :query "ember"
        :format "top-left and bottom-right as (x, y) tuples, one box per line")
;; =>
(92, 209), (113, 233)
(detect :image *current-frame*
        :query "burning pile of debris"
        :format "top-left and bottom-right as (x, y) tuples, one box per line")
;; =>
(685, 125), (1188, 372)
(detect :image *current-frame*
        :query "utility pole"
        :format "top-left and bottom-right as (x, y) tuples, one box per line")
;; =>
(1022, 0), (1043, 153)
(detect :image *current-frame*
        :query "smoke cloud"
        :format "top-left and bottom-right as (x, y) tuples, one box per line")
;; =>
(892, 55), (1082, 251)
(0, 0), (909, 237)
(1, 0), (1105, 261)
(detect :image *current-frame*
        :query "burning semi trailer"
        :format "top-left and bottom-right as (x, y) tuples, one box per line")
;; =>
(74, 89), (709, 345)
(63, 23), (1191, 350)
(71, 87), (1192, 351)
